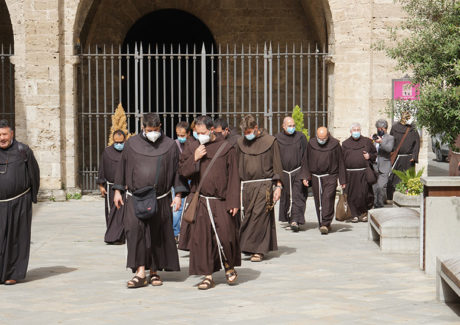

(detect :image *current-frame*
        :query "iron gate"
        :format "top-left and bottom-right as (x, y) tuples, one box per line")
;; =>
(78, 42), (329, 192)
(0, 44), (14, 125)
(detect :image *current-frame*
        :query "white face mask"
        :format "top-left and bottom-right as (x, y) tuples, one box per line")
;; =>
(406, 116), (414, 125)
(145, 130), (161, 143)
(197, 133), (211, 145)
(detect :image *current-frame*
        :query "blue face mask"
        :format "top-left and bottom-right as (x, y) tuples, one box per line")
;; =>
(114, 143), (124, 151)
(351, 131), (361, 139)
(317, 138), (327, 145)
(286, 127), (296, 135)
(193, 131), (199, 140)
(177, 136), (187, 144)
(245, 132), (256, 141)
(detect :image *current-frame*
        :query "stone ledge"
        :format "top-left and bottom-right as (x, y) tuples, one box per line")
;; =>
(37, 189), (66, 202)
(421, 177), (460, 187)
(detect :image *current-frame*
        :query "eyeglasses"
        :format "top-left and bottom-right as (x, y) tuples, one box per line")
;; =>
(0, 153), (8, 175)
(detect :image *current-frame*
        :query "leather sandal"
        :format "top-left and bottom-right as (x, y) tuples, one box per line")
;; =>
(225, 269), (238, 285)
(150, 274), (163, 286)
(127, 275), (148, 289)
(359, 214), (368, 222)
(198, 278), (215, 290)
(250, 253), (264, 262)
(4, 279), (16, 285)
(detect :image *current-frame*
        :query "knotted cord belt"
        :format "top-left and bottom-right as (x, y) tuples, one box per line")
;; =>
(312, 174), (330, 225)
(200, 195), (228, 270)
(282, 166), (302, 219)
(240, 178), (273, 222)
(0, 188), (31, 202)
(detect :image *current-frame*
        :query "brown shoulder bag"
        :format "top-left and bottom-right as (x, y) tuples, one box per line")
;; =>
(390, 127), (410, 165)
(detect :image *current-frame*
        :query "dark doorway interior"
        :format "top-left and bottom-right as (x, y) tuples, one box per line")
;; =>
(122, 9), (217, 136)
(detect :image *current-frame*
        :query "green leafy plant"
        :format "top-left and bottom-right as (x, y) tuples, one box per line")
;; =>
(66, 192), (82, 200)
(292, 105), (310, 140)
(393, 167), (425, 195)
(381, 0), (460, 150)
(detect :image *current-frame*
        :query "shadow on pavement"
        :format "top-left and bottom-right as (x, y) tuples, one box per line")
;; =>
(25, 266), (78, 282)
(161, 267), (190, 282)
(265, 246), (297, 260)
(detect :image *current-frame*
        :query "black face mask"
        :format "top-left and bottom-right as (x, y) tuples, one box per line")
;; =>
(377, 130), (385, 137)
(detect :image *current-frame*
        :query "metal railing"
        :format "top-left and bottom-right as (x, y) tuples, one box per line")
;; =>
(0, 44), (14, 125)
(78, 42), (329, 192)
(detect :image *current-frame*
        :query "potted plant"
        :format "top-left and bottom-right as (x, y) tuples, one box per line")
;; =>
(392, 167), (424, 210)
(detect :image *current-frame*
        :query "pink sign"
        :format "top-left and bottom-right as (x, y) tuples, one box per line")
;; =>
(393, 80), (419, 100)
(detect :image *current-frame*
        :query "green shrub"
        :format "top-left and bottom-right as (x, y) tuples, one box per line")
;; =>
(292, 105), (310, 140)
(392, 167), (424, 195)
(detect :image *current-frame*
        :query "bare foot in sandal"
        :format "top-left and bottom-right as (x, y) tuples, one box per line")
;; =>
(198, 276), (215, 290)
(150, 273), (163, 286)
(250, 253), (264, 262)
(127, 275), (147, 289)
(225, 269), (238, 285)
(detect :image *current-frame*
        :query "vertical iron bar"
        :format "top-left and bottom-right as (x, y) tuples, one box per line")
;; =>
(256, 44), (259, 125)
(292, 43), (296, 112)
(95, 45), (100, 169)
(322, 44), (326, 126)
(178, 44), (182, 120)
(307, 43), (311, 133)
(186, 44), (189, 120)
(263, 43), (267, 130)
(140, 43), (144, 132)
(285, 43), (288, 115)
(211, 44), (215, 118)
(110, 45), (114, 112)
(233, 44), (236, 126)
(315, 44), (319, 131)
(218, 44), (222, 114)
(103, 45), (107, 149)
(226, 44), (229, 118)
(118, 45), (122, 105)
(269, 43), (273, 135)
(80, 47), (85, 189)
(170, 44), (174, 135)
(193, 44), (196, 116)
(300, 43), (303, 112)
(148, 44), (151, 112)
(241, 44), (244, 117)
(277, 43), (281, 130)
(88, 46), (92, 177)
(134, 43), (139, 134)
(201, 43), (206, 116)
(155, 44), (159, 114)
(162, 44), (166, 128)
(248, 44), (251, 114)
(127, 44), (130, 113)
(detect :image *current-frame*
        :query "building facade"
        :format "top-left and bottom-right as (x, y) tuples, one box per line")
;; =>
(0, 0), (428, 197)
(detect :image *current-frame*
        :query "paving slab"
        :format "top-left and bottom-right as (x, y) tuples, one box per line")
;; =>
(0, 198), (459, 324)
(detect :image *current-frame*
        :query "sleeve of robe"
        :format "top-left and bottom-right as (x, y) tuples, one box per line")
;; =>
(172, 145), (189, 195)
(178, 141), (200, 179)
(225, 146), (240, 211)
(26, 147), (40, 204)
(411, 128), (420, 163)
(96, 152), (106, 185)
(113, 145), (127, 192)
(380, 135), (394, 153)
(337, 145), (347, 185)
(304, 142), (313, 181)
(368, 139), (377, 164)
(271, 139), (283, 184)
(299, 135), (310, 181)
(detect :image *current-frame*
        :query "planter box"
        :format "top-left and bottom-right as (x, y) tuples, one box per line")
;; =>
(393, 191), (421, 212)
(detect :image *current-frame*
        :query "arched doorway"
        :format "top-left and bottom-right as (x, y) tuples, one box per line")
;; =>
(0, 0), (14, 125)
(75, 1), (333, 192)
(121, 9), (217, 136)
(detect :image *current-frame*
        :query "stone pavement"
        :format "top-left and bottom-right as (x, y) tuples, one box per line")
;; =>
(0, 198), (459, 324)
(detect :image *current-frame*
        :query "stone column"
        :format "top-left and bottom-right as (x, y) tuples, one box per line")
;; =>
(20, 0), (66, 200)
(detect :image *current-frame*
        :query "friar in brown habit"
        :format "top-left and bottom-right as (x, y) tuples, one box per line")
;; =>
(179, 115), (241, 290)
(97, 130), (126, 244)
(342, 123), (377, 223)
(0, 119), (40, 285)
(237, 114), (283, 262)
(387, 111), (420, 200)
(448, 135), (460, 176)
(304, 126), (346, 235)
(113, 113), (189, 288)
(275, 116), (309, 232)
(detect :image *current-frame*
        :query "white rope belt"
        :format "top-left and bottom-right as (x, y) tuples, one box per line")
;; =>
(346, 168), (366, 171)
(240, 178), (273, 222)
(312, 174), (330, 225)
(200, 195), (227, 270)
(0, 188), (31, 203)
(390, 154), (412, 176)
(282, 166), (302, 218)
(106, 182), (114, 214)
(452, 151), (460, 155)
(126, 189), (171, 200)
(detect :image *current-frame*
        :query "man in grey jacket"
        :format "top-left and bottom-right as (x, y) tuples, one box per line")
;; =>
(373, 119), (394, 208)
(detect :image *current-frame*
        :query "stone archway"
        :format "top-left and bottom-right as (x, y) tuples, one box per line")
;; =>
(0, 0), (14, 125)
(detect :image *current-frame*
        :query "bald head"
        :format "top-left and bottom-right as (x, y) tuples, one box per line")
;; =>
(316, 127), (328, 145)
(282, 116), (296, 135)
